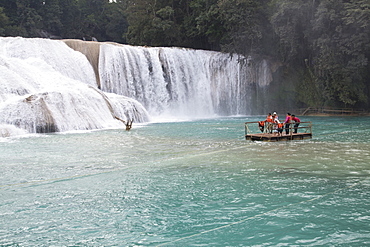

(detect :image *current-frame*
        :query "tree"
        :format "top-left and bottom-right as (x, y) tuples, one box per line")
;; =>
(77, 0), (110, 41)
(39, 0), (63, 37)
(58, 0), (82, 38)
(104, 0), (128, 43)
(125, 0), (181, 46)
(269, 0), (317, 64)
(218, 0), (266, 56)
(184, 0), (223, 50)
(1, 0), (56, 37)
(0, 7), (9, 35)
(311, 0), (369, 106)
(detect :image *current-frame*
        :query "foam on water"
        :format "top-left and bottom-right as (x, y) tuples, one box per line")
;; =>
(0, 124), (28, 138)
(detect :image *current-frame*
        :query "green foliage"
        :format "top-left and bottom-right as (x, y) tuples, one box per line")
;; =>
(295, 60), (324, 108)
(268, 0), (369, 108)
(125, 0), (192, 47)
(269, 0), (316, 64)
(39, 0), (62, 36)
(58, 0), (82, 38)
(0, 7), (9, 35)
(12, 0), (43, 37)
(218, 0), (265, 55)
(311, 0), (369, 106)
(0, 0), (128, 41)
(187, 0), (223, 48)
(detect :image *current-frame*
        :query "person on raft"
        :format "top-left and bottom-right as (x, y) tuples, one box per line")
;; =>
(291, 114), (301, 133)
(258, 112), (301, 135)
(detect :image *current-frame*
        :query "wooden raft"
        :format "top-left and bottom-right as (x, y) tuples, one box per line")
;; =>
(245, 121), (312, 142)
(245, 132), (312, 142)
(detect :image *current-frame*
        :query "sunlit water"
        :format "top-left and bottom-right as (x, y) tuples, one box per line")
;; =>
(1, 116), (370, 246)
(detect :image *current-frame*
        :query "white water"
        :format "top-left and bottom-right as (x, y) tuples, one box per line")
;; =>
(0, 37), (149, 136)
(0, 37), (275, 136)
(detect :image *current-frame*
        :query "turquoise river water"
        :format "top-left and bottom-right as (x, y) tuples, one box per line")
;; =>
(1, 116), (370, 246)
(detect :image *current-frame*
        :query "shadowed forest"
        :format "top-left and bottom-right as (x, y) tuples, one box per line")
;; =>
(0, 0), (369, 110)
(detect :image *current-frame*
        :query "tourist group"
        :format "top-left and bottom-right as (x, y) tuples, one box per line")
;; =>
(258, 112), (300, 136)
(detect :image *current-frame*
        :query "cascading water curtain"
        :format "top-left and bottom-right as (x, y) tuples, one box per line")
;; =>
(99, 44), (270, 118)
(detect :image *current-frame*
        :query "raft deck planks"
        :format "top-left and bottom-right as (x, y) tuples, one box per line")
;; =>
(245, 132), (312, 142)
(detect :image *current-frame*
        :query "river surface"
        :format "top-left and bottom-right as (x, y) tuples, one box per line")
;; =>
(1, 116), (370, 246)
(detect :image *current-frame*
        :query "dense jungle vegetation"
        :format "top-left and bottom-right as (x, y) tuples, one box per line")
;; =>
(0, 0), (369, 110)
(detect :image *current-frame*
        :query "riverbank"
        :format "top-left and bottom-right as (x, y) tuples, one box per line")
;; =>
(303, 112), (370, 117)
(297, 107), (369, 116)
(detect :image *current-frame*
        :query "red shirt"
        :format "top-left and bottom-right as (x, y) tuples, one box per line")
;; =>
(292, 117), (300, 122)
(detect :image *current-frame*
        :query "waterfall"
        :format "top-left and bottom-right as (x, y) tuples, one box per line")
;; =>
(0, 37), (149, 136)
(98, 44), (274, 118)
(0, 37), (276, 136)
